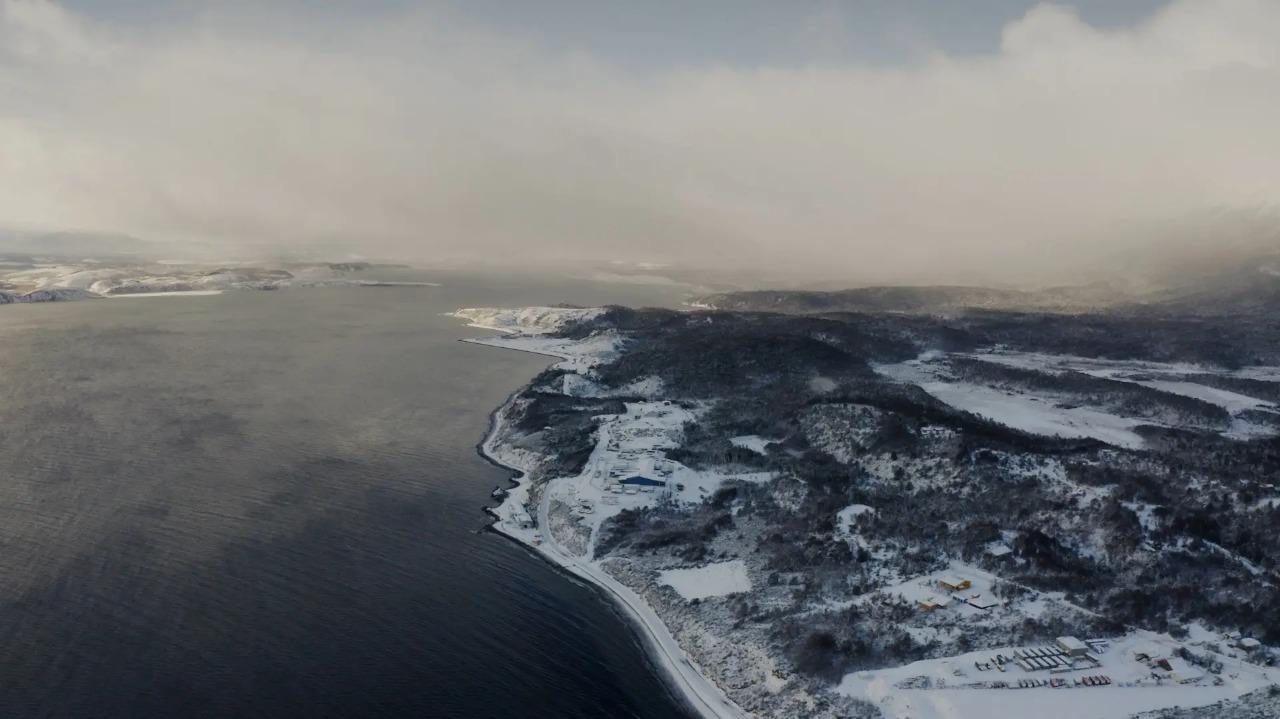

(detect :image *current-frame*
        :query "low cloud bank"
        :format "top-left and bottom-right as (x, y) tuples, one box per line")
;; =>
(1, 1), (1277, 283)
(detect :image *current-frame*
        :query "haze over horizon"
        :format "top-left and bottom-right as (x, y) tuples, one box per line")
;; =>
(2, 0), (1278, 286)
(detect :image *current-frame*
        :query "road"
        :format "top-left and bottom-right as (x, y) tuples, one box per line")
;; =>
(535, 475), (750, 719)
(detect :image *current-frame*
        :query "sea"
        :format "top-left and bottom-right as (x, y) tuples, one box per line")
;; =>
(0, 269), (695, 718)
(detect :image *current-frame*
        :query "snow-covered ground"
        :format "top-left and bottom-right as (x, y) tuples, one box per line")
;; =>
(536, 399), (773, 547)
(660, 561), (752, 600)
(838, 630), (1279, 719)
(837, 562), (1280, 718)
(729, 435), (775, 454)
(0, 262), (438, 301)
(108, 289), (225, 299)
(970, 350), (1280, 421)
(462, 332), (622, 373)
(877, 355), (1150, 448)
(836, 503), (875, 530)
(459, 310), (753, 719)
(449, 306), (604, 334)
(877, 351), (1280, 448)
(461, 313), (1280, 719)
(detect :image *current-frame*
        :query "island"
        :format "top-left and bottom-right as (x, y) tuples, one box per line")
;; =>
(0, 257), (436, 304)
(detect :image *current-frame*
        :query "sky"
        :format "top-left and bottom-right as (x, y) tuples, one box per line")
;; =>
(1, 0), (1278, 284)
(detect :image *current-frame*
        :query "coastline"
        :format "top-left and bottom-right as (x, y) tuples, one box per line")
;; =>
(468, 347), (750, 719)
(453, 307), (1280, 719)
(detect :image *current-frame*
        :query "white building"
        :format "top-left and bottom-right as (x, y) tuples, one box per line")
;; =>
(1056, 636), (1089, 657)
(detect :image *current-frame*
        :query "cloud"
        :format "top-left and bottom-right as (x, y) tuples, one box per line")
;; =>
(0, 0), (1277, 283)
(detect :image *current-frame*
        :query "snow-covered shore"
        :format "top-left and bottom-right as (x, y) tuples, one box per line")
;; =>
(458, 307), (751, 719)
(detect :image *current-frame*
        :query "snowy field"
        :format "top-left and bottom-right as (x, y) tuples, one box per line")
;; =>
(838, 562), (1280, 718)
(838, 630), (1279, 719)
(877, 351), (1280, 448)
(729, 435), (775, 454)
(877, 355), (1149, 448)
(660, 561), (752, 600)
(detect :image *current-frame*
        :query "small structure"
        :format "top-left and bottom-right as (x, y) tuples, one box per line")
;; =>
(1237, 637), (1262, 651)
(919, 595), (952, 612)
(967, 594), (999, 610)
(1056, 636), (1089, 658)
(511, 508), (535, 530)
(939, 577), (972, 592)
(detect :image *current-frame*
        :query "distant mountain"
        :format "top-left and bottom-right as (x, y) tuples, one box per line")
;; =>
(693, 282), (1133, 315)
(0, 232), (156, 259)
(0, 288), (100, 304)
(695, 251), (1280, 317)
(1133, 254), (1280, 317)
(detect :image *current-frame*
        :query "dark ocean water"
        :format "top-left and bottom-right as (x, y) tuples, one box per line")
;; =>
(0, 271), (693, 718)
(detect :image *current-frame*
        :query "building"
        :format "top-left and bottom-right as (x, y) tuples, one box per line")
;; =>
(511, 508), (534, 530)
(966, 594), (1000, 610)
(939, 577), (972, 592)
(1237, 637), (1263, 651)
(620, 476), (666, 488)
(1056, 636), (1089, 658)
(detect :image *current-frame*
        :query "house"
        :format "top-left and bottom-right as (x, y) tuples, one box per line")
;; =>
(939, 577), (972, 592)
(1237, 637), (1262, 651)
(1056, 636), (1089, 658)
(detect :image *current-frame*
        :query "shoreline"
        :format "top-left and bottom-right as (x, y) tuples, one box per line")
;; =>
(467, 343), (750, 719)
(454, 308), (1280, 719)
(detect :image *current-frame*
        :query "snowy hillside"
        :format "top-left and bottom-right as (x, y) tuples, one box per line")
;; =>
(450, 306), (604, 334)
(0, 260), (434, 305)
(875, 352), (1280, 448)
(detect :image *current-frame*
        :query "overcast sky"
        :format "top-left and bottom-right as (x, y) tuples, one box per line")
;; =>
(1, 0), (1277, 284)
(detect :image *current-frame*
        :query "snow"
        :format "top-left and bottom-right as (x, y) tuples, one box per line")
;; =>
(475, 395), (750, 719)
(877, 357), (1149, 449)
(461, 312), (1280, 719)
(462, 332), (622, 373)
(109, 289), (224, 298)
(837, 630), (1280, 719)
(809, 376), (838, 394)
(836, 504), (875, 529)
(457, 311), (760, 719)
(0, 261), (437, 299)
(1138, 380), (1271, 413)
(1122, 501), (1162, 533)
(985, 541), (1013, 557)
(877, 350), (1280, 447)
(969, 351), (1280, 421)
(729, 435), (774, 454)
(660, 561), (753, 600)
(449, 306), (604, 334)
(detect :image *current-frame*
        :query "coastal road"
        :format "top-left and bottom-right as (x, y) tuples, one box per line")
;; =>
(467, 324), (749, 719)
(534, 481), (750, 719)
